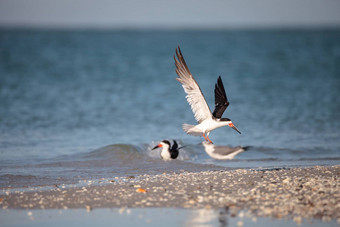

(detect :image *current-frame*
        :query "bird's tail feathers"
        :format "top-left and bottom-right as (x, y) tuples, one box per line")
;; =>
(182, 124), (202, 136)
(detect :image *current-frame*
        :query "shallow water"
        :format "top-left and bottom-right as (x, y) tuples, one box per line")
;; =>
(0, 208), (338, 227)
(0, 29), (339, 189)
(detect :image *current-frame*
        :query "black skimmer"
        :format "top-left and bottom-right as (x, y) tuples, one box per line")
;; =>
(174, 46), (241, 143)
(152, 140), (180, 160)
(202, 141), (249, 160)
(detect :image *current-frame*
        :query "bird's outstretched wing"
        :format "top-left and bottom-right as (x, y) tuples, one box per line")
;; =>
(212, 76), (229, 118)
(174, 47), (212, 123)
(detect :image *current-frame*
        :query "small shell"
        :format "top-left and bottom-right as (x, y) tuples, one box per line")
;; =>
(136, 188), (147, 193)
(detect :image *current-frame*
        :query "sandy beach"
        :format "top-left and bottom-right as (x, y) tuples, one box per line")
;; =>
(1, 165), (339, 224)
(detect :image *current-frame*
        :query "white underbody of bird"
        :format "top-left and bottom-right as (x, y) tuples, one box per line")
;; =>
(174, 46), (241, 143)
(183, 118), (235, 140)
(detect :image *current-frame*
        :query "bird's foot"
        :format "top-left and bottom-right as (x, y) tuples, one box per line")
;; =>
(203, 133), (213, 144)
(207, 137), (213, 144)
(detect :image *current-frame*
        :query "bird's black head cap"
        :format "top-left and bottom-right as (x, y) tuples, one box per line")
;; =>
(161, 140), (171, 146)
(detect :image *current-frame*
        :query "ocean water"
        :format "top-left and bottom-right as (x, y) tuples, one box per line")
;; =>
(0, 29), (339, 190)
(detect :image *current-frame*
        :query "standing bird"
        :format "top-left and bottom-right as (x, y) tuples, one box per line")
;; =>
(152, 140), (180, 160)
(174, 46), (241, 143)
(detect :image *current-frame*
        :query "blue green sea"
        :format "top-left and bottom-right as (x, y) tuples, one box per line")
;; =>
(0, 29), (339, 189)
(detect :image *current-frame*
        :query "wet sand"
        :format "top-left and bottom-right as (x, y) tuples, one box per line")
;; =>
(1, 166), (339, 223)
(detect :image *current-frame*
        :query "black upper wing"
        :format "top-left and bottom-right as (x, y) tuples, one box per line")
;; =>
(171, 140), (178, 151)
(212, 76), (229, 118)
(170, 140), (179, 159)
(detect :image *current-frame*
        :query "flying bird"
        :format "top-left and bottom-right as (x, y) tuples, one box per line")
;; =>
(152, 140), (181, 160)
(174, 46), (241, 143)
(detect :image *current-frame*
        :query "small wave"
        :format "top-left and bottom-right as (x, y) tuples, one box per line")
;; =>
(57, 143), (340, 166)
(80, 141), (195, 162)
(83, 141), (255, 162)
(83, 144), (145, 160)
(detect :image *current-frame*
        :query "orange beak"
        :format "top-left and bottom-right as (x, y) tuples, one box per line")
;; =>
(228, 122), (241, 134)
(152, 144), (162, 150)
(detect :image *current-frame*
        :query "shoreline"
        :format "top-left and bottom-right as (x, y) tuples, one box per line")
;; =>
(1, 165), (339, 222)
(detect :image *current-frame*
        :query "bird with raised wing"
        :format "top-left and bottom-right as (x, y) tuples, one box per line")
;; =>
(174, 46), (241, 143)
(152, 140), (182, 160)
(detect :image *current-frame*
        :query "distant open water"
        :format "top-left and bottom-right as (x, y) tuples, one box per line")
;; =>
(0, 29), (339, 190)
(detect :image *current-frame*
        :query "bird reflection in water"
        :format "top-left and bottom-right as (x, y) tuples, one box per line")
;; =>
(184, 207), (230, 227)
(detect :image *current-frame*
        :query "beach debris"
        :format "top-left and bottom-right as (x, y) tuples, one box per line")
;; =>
(118, 207), (126, 214)
(282, 177), (291, 184)
(85, 205), (92, 212)
(293, 216), (302, 225)
(27, 211), (35, 220)
(136, 188), (147, 193)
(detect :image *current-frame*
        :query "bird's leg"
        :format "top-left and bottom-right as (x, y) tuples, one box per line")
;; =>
(202, 133), (208, 141)
(206, 135), (213, 144)
(203, 133), (213, 143)
(204, 132), (213, 144)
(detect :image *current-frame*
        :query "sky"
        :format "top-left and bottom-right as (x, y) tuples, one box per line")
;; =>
(0, 0), (340, 29)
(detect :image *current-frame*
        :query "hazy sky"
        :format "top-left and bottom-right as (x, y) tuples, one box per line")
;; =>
(1, 0), (340, 28)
